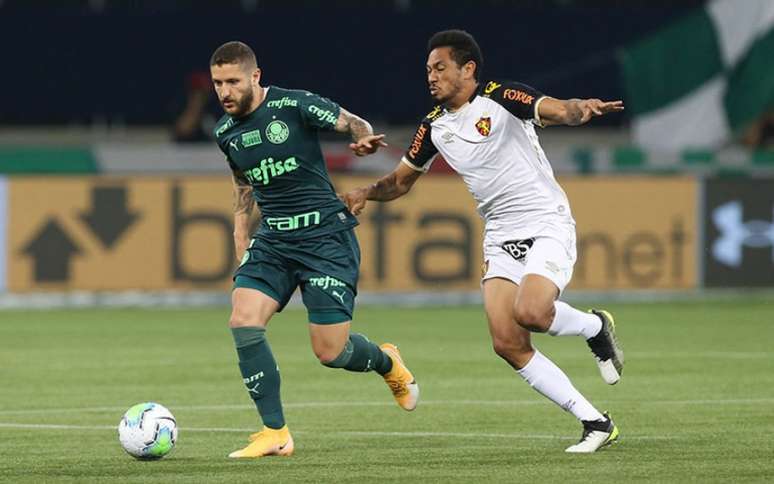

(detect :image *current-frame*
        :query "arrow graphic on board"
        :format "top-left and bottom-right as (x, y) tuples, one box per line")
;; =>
(22, 219), (82, 282)
(79, 186), (139, 249)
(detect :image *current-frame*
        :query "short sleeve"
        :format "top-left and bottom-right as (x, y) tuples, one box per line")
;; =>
(481, 79), (544, 123)
(298, 91), (341, 131)
(214, 139), (231, 164)
(402, 120), (438, 172)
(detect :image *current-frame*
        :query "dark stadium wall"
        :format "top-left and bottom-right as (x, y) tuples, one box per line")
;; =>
(0, 5), (697, 126)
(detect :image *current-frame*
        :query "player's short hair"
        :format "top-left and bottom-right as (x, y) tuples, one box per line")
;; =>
(427, 29), (483, 81)
(210, 41), (258, 69)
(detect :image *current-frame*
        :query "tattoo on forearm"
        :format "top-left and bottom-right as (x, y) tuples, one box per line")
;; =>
(337, 109), (373, 142)
(566, 99), (584, 125)
(368, 172), (404, 201)
(232, 172), (254, 215)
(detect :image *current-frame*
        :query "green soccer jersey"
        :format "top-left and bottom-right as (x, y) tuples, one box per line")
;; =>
(214, 86), (358, 241)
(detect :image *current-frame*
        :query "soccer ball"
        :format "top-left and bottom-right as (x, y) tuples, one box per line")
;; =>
(118, 402), (178, 460)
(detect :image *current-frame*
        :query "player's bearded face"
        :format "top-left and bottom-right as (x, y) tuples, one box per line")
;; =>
(211, 63), (258, 117)
(226, 86), (254, 117)
(426, 48), (466, 104)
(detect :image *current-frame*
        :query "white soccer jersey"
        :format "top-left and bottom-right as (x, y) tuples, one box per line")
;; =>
(402, 80), (576, 244)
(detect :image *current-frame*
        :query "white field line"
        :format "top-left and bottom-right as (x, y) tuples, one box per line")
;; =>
(624, 351), (772, 359)
(0, 422), (672, 441)
(1, 397), (773, 416)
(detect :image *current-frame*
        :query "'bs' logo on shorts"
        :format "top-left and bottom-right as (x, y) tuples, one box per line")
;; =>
(501, 238), (534, 262)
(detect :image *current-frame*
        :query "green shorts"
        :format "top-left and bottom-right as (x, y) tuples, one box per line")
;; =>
(233, 229), (360, 324)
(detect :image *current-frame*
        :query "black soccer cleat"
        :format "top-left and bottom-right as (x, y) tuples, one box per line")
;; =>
(565, 412), (619, 453)
(586, 309), (624, 385)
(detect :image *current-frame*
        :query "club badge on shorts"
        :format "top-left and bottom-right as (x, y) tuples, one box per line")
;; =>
(501, 238), (534, 262)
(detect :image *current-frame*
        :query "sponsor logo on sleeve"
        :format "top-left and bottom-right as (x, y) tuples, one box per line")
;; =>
(215, 118), (235, 137)
(483, 81), (502, 95)
(426, 105), (444, 121)
(408, 124), (428, 159)
(503, 89), (535, 105)
(307, 104), (338, 125)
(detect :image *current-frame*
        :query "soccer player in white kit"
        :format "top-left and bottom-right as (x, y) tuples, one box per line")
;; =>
(344, 30), (625, 453)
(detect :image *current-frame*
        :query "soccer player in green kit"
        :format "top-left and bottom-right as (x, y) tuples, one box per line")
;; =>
(210, 41), (418, 458)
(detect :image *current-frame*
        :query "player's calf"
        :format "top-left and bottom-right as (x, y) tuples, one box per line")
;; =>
(513, 297), (556, 332)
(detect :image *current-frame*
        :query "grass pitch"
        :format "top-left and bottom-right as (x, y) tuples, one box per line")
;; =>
(1, 298), (773, 483)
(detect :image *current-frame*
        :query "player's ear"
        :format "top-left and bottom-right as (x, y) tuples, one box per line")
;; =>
(252, 68), (261, 87)
(463, 60), (476, 81)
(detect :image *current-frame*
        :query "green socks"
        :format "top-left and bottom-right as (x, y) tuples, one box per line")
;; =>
(231, 326), (285, 429)
(323, 333), (393, 375)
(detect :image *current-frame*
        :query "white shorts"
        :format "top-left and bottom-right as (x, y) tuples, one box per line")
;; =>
(482, 233), (577, 293)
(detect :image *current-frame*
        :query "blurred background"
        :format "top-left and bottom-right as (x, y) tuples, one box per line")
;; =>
(1, 0), (773, 306)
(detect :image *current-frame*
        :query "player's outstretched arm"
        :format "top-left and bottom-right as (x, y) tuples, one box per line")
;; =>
(335, 108), (388, 156)
(538, 97), (624, 127)
(231, 170), (256, 261)
(343, 162), (422, 216)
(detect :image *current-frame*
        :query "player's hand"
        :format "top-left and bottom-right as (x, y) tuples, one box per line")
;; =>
(578, 99), (624, 124)
(342, 187), (369, 216)
(349, 134), (388, 157)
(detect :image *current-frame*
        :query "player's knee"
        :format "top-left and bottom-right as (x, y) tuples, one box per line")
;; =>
(514, 302), (553, 333)
(228, 307), (261, 328)
(313, 342), (347, 365)
(491, 333), (532, 362)
(315, 349), (340, 365)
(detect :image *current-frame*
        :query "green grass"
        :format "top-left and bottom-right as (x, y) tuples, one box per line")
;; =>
(1, 299), (773, 483)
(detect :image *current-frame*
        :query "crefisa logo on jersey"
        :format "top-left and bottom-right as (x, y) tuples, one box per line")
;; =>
(475, 117), (492, 136)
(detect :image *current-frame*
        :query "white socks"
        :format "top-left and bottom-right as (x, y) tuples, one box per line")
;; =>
(548, 301), (602, 339)
(517, 350), (604, 422)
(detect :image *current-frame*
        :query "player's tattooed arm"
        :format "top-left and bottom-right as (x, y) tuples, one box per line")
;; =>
(335, 108), (388, 156)
(343, 162), (422, 216)
(537, 97), (624, 127)
(231, 170), (255, 261)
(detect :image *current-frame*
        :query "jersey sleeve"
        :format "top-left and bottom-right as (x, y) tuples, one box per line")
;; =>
(213, 137), (240, 174)
(402, 107), (442, 172)
(297, 90), (341, 131)
(482, 79), (545, 125)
